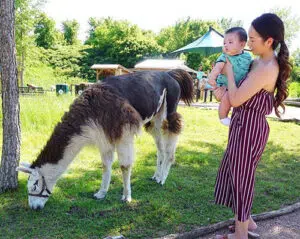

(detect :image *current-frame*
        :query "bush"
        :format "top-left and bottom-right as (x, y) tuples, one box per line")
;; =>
(288, 81), (300, 98)
(291, 65), (300, 82)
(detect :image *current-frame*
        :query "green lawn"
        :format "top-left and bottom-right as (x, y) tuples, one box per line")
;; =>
(0, 94), (299, 238)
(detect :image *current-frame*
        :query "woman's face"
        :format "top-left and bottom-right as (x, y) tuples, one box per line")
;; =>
(247, 26), (266, 55)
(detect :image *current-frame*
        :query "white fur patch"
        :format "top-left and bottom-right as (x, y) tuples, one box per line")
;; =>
(142, 89), (167, 124)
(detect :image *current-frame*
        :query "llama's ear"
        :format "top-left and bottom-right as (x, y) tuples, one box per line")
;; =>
(16, 166), (34, 174)
(20, 162), (32, 168)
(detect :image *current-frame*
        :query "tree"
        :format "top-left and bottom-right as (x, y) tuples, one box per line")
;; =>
(291, 48), (300, 82)
(34, 13), (56, 49)
(62, 20), (80, 45)
(82, 18), (162, 79)
(270, 7), (300, 48)
(0, 0), (21, 192)
(156, 18), (219, 69)
(15, 0), (42, 87)
(293, 48), (300, 67)
(217, 17), (244, 33)
(86, 17), (102, 44)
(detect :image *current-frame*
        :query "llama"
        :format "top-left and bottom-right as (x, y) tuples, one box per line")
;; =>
(17, 69), (194, 209)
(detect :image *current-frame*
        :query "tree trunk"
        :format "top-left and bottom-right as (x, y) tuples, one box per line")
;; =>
(0, 0), (21, 193)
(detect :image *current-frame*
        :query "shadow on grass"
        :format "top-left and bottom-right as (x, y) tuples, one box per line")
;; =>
(0, 139), (299, 238)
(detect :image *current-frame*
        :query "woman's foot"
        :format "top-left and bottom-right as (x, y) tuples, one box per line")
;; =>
(228, 226), (260, 238)
(230, 216), (258, 232)
(216, 233), (235, 239)
(248, 217), (258, 231)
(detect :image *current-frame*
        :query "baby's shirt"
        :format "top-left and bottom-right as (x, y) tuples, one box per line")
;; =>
(197, 71), (204, 80)
(216, 51), (252, 87)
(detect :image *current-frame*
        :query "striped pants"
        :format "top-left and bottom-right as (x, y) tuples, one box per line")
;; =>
(214, 109), (270, 222)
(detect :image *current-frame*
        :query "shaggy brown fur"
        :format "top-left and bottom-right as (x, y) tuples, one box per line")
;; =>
(31, 84), (141, 168)
(162, 112), (183, 135)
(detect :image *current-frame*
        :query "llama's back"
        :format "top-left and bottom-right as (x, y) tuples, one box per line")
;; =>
(70, 84), (142, 144)
(102, 71), (182, 118)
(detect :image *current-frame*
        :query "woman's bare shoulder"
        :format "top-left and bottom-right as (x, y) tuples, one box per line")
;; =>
(263, 59), (279, 92)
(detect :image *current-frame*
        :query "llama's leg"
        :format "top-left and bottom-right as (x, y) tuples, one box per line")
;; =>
(160, 133), (179, 185)
(145, 91), (167, 183)
(159, 112), (182, 185)
(145, 122), (164, 183)
(116, 137), (134, 202)
(120, 165), (132, 202)
(152, 133), (164, 183)
(94, 151), (114, 199)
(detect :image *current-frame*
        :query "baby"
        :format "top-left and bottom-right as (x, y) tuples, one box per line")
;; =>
(208, 27), (252, 126)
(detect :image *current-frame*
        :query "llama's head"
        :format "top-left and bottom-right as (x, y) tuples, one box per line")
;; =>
(16, 163), (51, 210)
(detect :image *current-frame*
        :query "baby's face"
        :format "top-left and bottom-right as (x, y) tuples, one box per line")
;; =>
(223, 33), (245, 55)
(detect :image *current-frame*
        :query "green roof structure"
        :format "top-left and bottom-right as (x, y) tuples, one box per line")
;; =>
(172, 27), (224, 56)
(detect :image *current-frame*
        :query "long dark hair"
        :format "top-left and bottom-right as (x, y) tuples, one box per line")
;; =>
(252, 13), (292, 117)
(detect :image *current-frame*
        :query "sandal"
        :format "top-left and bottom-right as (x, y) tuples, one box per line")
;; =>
(215, 235), (229, 239)
(228, 225), (260, 238)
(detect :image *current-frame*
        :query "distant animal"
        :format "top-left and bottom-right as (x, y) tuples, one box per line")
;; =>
(17, 69), (194, 209)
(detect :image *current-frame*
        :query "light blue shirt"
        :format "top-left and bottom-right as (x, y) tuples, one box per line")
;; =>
(216, 51), (252, 87)
(197, 71), (204, 80)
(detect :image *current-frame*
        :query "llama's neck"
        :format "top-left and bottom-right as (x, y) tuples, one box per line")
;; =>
(39, 134), (87, 191)
(32, 121), (89, 191)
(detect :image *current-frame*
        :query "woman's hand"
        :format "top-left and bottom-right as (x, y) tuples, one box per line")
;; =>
(214, 86), (226, 101)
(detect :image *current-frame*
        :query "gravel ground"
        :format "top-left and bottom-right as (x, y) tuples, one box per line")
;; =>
(198, 209), (300, 239)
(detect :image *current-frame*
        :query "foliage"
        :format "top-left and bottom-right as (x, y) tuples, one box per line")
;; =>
(0, 98), (299, 238)
(15, 0), (45, 86)
(157, 17), (219, 53)
(293, 48), (300, 67)
(62, 20), (80, 45)
(291, 66), (300, 83)
(34, 13), (57, 49)
(81, 18), (163, 80)
(156, 18), (220, 70)
(289, 49), (300, 83)
(41, 45), (88, 78)
(217, 17), (244, 33)
(24, 46), (85, 88)
(270, 7), (300, 48)
(288, 82), (300, 98)
(15, 0), (39, 55)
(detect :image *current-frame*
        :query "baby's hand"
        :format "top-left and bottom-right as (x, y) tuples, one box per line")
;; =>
(207, 78), (217, 87)
(214, 86), (226, 102)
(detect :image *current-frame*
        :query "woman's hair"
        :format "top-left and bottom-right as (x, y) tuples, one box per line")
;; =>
(252, 13), (292, 117)
(225, 27), (248, 42)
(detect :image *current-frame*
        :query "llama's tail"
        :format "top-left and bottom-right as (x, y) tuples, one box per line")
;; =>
(167, 69), (194, 106)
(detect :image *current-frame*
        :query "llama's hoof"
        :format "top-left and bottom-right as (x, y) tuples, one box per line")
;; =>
(151, 174), (160, 180)
(94, 191), (107, 200)
(151, 175), (162, 184)
(121, 195), (132, 203)
(160, 177), (166, 185)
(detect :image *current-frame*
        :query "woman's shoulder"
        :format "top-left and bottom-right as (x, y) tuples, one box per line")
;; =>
(252, 58), (278, 73)
(262, 58), (279, 77)
(254, 58), (278, 92)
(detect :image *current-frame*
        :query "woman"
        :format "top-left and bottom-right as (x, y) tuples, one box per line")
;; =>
(213, 13), (291, 239)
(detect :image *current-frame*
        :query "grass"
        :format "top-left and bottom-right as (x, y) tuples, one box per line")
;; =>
(0, 94), (299, 238)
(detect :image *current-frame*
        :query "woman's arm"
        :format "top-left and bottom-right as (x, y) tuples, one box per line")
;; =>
(224, 58), (277, 107)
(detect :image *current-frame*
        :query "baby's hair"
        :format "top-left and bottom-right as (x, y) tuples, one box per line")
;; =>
(225, 27), (247, 42)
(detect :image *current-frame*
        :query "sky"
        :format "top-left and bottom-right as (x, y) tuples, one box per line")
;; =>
(44, 0), (300, 52)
